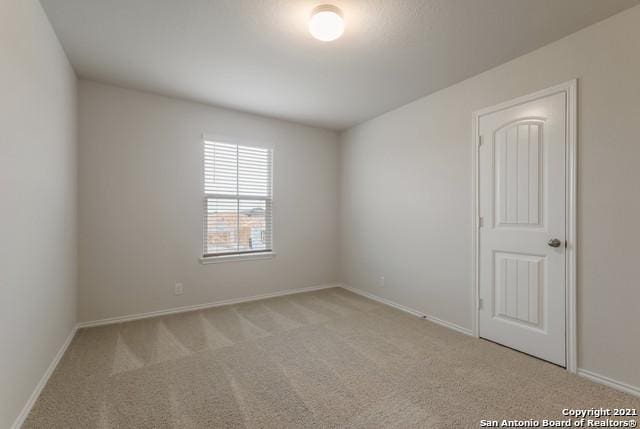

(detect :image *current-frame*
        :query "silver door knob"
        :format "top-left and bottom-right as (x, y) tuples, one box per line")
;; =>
(547, 238), (562, 248)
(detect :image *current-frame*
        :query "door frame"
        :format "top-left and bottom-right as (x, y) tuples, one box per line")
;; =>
(471, 80), (578, 372)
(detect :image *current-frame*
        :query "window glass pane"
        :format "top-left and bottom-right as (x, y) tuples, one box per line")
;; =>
(205, 198), (238, 255)
(238, 145), (271, 197)
(204, 142), (238, 196)
(238, 200), (270, 252)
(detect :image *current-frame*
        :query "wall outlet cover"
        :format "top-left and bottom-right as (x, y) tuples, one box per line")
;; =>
(174, 283), (184, 295)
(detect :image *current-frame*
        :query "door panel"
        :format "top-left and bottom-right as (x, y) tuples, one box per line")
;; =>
(478, 91), (566, 366)
(495, 121), (543, 228)
(493, 251), (543, 329)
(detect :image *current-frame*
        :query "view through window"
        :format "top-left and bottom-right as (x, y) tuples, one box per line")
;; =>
(203, 140), (273, 257)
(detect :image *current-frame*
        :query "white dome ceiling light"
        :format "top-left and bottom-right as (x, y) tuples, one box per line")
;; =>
(308, 5), (345, 42)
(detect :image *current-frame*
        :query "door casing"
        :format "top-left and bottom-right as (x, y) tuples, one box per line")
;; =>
(471, 80), (577, 373)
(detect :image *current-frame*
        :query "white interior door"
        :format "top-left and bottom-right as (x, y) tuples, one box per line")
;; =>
(478, 91), (567, 366)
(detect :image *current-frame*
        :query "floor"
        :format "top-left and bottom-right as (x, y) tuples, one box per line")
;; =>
(25, 288), (639, 428)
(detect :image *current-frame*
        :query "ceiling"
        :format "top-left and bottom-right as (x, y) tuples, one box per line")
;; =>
(41, 0), (639, 130)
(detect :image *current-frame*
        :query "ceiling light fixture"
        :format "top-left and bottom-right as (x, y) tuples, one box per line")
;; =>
(309, 5), (345, 42)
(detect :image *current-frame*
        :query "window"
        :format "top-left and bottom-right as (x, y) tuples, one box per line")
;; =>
(203, 140), (273, 258)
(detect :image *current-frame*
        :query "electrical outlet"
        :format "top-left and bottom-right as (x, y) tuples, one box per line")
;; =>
(378, 276), (385, 287)
(174, 282), (184, 295)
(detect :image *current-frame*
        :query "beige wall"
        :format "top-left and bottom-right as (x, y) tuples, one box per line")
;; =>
(77, 81), (339, 322)
(339, 5), (640, 389)
(0, 0), (78, 427)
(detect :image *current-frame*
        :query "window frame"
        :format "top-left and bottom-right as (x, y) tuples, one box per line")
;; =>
(200, 135), (275, 263)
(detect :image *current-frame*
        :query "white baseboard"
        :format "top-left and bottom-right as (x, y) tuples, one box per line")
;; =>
(12, 283), (339, 427)
(340, 284), (473, 336)
(11, 325), (78, 429)
(577, 368), (640, 398)
(341, 286), (640, 398)
(77, 283), (341, 328)
(10, 282), (639, 429)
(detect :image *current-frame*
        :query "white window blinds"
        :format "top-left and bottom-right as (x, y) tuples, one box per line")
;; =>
(203, 140), (273, 257)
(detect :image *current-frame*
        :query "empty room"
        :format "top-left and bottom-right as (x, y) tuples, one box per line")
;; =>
(3, 0), (640, 427)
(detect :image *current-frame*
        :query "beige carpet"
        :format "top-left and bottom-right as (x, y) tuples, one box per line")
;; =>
(24, 288), (639, 428)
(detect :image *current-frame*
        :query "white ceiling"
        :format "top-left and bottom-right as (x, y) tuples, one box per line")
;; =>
(41, 0), (639, 130)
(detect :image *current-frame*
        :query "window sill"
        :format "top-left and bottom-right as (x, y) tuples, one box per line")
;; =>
(199, 251), (276, 265)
